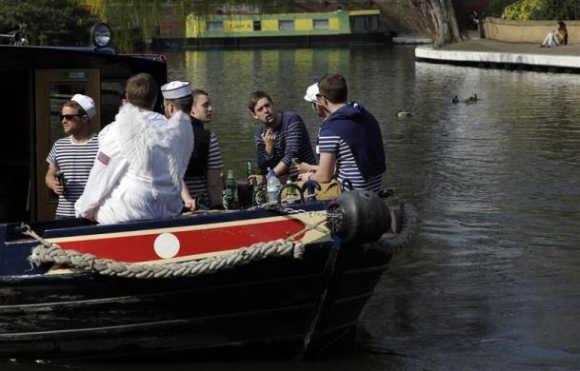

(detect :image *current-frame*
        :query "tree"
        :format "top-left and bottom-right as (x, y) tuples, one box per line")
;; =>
(410, 0), (462, 47)
(487, 0), (519, 17)
(0, 0), (99, 46)
(502, 0), (578, 20)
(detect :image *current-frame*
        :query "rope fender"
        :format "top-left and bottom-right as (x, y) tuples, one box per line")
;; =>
(372, 203), (419, 255)
(24, 226), (306, 279)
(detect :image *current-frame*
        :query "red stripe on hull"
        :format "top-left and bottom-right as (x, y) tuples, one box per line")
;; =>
(57, 219), (305, 262)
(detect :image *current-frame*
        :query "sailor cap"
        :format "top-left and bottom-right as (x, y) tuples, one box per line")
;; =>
(71, 94), (96, 119)
(304, 82), (320, 103)
(161, 81), (192, 100)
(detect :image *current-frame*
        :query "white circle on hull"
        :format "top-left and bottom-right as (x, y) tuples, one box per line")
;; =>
(154, 233), (180, 259)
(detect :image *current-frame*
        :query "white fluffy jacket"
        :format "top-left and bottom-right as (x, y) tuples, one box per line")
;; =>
(75, 104), (193, 224)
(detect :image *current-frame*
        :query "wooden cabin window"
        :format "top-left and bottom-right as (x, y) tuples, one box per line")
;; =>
(313, 19), (329, 30)
(279, 20), (294, 31)
(253, 20), (261, 31)
(207, 21), (223, 32)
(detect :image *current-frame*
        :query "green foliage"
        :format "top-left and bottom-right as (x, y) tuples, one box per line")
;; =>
(91, 0), (161, 52)
(0, 0), (99, 45)
(502, 0), (578, 20)
(487, 0), (519, 17)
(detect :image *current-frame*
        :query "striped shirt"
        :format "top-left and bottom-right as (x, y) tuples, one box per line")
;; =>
(318, 135), (383, 192)
(184, 131), (223, 204)
(254, 111), (316, 175)
(46, 135), (99, 217)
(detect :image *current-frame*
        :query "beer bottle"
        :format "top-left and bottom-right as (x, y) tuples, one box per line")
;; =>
(222, 169), (239, 209)
(246, 161), (255, 207)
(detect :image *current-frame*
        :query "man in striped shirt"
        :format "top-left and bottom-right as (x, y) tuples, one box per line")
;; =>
(45, 94), (99, 219)
(248, 91), (316, 179)
(299, 74), (385, 192)
(183, 89), (224, 209)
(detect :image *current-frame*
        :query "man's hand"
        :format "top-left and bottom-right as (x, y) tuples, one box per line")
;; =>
(296, 162), (317, 174)
(84, 209), (97, 222)
(261, 129), (276, 155)
(182, 195), (197, 211)
(298, 171), (315, 181)
(181, 180), (197, 211)
(48, 176), (64, 195)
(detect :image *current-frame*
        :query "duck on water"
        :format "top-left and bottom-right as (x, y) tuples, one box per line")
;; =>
(452, 94), (478, 104)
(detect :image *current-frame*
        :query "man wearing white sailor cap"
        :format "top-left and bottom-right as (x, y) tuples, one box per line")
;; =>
(303, 82), (330, 120)
(75, 74), (193, 224)
(161, 80), (192, 117)
(46, 94), (99, 219)
(160, 80), (199, 211)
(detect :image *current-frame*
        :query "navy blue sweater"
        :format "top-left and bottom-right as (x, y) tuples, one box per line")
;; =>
(254, 111), (316, 175)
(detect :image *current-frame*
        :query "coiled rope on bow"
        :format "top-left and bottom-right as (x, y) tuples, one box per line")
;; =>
(22, 217), (328, 279)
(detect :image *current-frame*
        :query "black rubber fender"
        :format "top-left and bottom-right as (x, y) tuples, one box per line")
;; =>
(327, 190), (391, 244)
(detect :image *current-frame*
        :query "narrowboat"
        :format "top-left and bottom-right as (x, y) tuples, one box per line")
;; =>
(0, 189), (417, 360)
(0, 25), (418, 360)
(152, 10), (387, 50)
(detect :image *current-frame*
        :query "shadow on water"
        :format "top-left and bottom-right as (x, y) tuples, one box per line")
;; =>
(4, 45), (580, 370)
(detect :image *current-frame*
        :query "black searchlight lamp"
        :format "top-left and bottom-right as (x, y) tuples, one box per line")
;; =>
(90, 22), (115, 53)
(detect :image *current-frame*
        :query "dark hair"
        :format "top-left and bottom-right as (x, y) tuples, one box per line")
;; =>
(248, 90), (273, 113)
(558, 21), (567, 29)
(192, 89), (209, 105)
(558, 21), (568, 45)
(318, 73), (348, 104)
(62, 100), (88, 117)
(168, 95), (193, 113)
(125, 73), (158, 110)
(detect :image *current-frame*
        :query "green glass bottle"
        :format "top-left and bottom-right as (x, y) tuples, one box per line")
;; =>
(246, 161), (253, 179)
(222, 169), (239, 210)
(246, 161), (255, 207)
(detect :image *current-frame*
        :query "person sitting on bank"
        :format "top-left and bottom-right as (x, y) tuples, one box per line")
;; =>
(248, 91), (316, 181)
(46, 94), (99, 220)
(182, 89), (224, 210)
(298, 74), (386, 192)
(541, 21), (568, 47)
(75, 74), (193, 224)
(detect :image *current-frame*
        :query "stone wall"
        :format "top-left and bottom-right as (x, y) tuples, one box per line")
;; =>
(483, 17), (580, 44)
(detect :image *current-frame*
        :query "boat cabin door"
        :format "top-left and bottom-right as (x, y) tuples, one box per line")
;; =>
(34, 69), (101, 221)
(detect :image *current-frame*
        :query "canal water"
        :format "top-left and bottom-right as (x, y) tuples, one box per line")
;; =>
(5, 45), (580, 370)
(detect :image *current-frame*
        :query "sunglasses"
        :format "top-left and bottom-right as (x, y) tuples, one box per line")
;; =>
(60, 113), (84, 120)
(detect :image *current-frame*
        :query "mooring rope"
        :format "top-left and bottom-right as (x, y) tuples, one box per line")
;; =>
(21, 216), (329, 279)
(372, 203), (418, 255)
